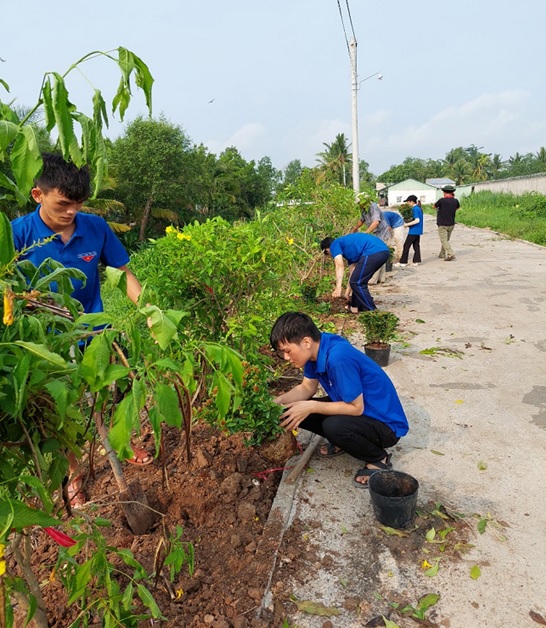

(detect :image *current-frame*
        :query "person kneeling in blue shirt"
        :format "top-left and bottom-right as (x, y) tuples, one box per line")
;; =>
(271, 312), (409, 488)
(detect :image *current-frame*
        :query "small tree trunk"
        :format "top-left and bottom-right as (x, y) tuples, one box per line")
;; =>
(11, 534), (49, 628)
(139, 196), (154, 242)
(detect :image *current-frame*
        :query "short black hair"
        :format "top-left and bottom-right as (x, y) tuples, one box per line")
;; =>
(320, 237), (334, 252)
(270, 312), (321, 350)
(34, 153), (91, 201)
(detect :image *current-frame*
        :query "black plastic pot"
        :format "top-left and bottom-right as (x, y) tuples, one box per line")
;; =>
(368, 470), (419, 529)
(364, 343), (390, 367)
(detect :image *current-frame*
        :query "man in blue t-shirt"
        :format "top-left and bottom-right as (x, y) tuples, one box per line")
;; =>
(12, 153), (142, 312)
(270, 312), (408, 487)
(321, 233), (389, 312)
(395, 195), (424, 267)
(11, 153), (150, 506)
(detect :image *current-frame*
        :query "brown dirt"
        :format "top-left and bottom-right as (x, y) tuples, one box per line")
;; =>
(22, 424), (298, 628)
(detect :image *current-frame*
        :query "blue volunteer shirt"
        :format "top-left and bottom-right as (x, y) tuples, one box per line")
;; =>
(11, 207), (130, 313)
(303, 333), (409, 437)
(329, 233), (389, 265)
(383, 211), (404, 229)
(409, 205), (424, 236)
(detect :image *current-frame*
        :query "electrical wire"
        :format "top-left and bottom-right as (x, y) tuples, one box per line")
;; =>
(336, 0), (351, 58)
(344, 0), (357, 40)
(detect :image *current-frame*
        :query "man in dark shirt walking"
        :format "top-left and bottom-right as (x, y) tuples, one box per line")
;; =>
(434, 184), (460, 261)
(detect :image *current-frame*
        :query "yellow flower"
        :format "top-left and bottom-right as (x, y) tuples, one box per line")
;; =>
(3, 288), (15, 326)
(165, 225), (177, 235)
(291, 429), (298, 436)
(176, 588), (184, 599)
(0, 543), (4, 558)
(421, 559), (432, 569)
(286, 237), (294, 245)
(177, 233), (191, 241)
(0, 560), (5, 577)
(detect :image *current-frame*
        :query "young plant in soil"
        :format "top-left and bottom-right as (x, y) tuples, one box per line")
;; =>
(359, 310), (399, 349)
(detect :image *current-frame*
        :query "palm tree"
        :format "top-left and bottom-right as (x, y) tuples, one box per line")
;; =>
(316, 133), (352, 187)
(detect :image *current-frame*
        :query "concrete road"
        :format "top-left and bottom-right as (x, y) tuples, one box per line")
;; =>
(264, 215), (546, 628)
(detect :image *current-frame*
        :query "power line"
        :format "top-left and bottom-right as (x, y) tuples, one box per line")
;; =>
(336, 0), (351, 58)
(344, 0), (357, 40)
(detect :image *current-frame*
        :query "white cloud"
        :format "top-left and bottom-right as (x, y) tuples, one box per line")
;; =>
(205, 122), (267, 157)
(364, 90), (546, 173)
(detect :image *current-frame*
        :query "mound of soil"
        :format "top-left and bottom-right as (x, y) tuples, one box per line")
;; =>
(25, 425), (298, 627)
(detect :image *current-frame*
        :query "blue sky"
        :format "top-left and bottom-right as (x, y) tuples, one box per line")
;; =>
(2, 0), (545, 176)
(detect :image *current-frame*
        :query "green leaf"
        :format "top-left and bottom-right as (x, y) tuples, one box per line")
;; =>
(142, 305), (178, 349)
(0, 211), (15, 265)
(156, 383), (183, 428)
(425, 527), (436, 542)
(382, 617), (400, 628)
(0, 171), (28, 205)
(425, 559), (440, 577)
(418, 593), (440, 610)
(0, 499), (59, 531)
(477, 517), (488, 534)
(470, 565), (481, 580)
(11, 125), (42, 198)
(415, 318), (425, 324)
(67, 559), (93, 605)
(379, 525), (410, 537)
(136, 584), (163, 619)
(0, 120), (19, 153)
(214, 372), (232, 419)
(293, 599), (341, 617)
(81, 334), (112, 385)
(11, 341), (69, 369)
(430, 449), (445, 456)
(50, 72), (81, 165)
(44, 379), (70, 420)
(41, 77), (55, 132)
(477, 460), (487, 470)
(92, 89), (109, 130)
(105, 265), (128, 296)
(74, 312), (113, 328)
(0, 78), (9, 92)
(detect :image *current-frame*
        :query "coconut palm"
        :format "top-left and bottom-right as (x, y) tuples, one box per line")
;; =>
(316, 133), (352, 187)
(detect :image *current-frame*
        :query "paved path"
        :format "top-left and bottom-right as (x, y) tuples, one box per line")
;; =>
(264, 215), (546, 627)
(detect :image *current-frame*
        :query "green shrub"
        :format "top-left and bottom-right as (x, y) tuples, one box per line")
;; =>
(359, 310), (399, 345)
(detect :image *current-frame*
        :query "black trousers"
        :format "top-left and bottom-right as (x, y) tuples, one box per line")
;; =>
(299, 398), (399, 464)
(350, 250), (390, 311)
(399, 234), (421, 264)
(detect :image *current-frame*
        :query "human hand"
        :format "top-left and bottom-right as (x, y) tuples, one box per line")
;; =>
(280, 401), (313, 432)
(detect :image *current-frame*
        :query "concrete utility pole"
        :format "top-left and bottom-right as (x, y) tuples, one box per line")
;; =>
(349, 38), (360, 197)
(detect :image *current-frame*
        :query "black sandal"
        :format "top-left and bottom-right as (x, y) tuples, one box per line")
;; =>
(353, 453), (393, 489)
(318, 441), (346, 458)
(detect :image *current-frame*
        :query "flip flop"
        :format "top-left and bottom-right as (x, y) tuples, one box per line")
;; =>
(126, 446), (154, 466)
(318, 441), (346, 458)
(353, 453), (393, 489)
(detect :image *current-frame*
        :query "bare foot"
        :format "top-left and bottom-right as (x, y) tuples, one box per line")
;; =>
(67, 475), (85, 507)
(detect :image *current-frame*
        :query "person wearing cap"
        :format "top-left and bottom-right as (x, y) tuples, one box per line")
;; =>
(350, 192), (389, 284)
(394, 195), (424, 267)
(320, 233), (389, 312)
(434, 185), (460, 261)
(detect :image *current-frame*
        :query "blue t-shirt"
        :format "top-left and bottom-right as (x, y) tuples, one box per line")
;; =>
(383, 211), (404, 229)
(303, 333), (409, 437)
(409, 205), (424, 236)
(12, 207), (130, 313)
(329, 233), (389, 265)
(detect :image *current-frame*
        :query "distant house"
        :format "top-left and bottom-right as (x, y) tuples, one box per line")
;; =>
(386, 179), (437, 206)
(425, 178), (456, 188)
(386, 177), (474, 205)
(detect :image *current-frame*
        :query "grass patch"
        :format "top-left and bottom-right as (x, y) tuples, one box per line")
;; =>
(424, 191), (546, 245)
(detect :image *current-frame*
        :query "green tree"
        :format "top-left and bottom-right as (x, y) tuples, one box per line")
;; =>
(316, 133), (352, 186)
(110, 116), (193, 240)
(283, 159), (304, 186)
